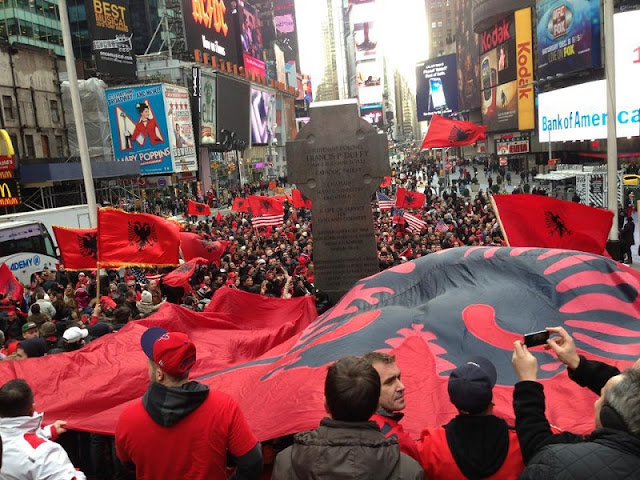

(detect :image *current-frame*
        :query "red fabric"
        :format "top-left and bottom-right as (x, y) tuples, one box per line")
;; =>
(180, 232), (228, 266)
(162, 257), (208, 289)
(247, 195), (285, 217)
(52, 227), (98, 270)
(23, 433), (46, 449)
(380, 176), (392, 188)
(97, 209), (180, 267)
(232, 197), (249, 213)
(292, 189), (312, 209)
(115, 390), (257, 480)
(216, 211), (224, 224)
(0, 264), (24, 302)
(396, 188), (425, 209)
(416, 425), (524, 479)
(492, 194), (614, 255)
(371, 413), (420, 462)
(421, 115), (487, 149)
(187, 200), (211, 217)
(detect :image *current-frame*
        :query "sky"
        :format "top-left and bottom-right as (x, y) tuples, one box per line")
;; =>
(294, 0), (429, 95)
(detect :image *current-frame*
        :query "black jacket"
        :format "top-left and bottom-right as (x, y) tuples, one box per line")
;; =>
(514, 358), (640, 479)
(272, 418), (424, 480)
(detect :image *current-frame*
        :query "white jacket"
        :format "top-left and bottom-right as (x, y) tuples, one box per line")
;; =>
(0, 412), (86, 480)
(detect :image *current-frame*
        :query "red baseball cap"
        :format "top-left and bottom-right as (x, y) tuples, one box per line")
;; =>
(140, 327), (196, 377)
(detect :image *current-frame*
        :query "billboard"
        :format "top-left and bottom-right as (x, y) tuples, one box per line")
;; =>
(106, 84), (172, 175)
(86, 0), (136, 77)
(353, 21), (378, 62)
(538, 11), (640, 141)
(0, 178), (19, 206)
(200, 73), (217, 145)
(360, 104), (383, 128)
(357, 60), (383, 105)
(183, 0), (240, 65)
(455, 0), (481, 111)
(216, 75), (251, 145)
(164, 85), (198, 173)
(416, 54), (458, 121)
(274, 0), (300, 64)
(480, 10), (534, 132)
(536, 0), (601, 79)
(240, 1), (266, 77)
(250, 88), (276, 145)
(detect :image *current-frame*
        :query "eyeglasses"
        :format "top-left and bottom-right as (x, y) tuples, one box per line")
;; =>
(127, 284), (136, 289)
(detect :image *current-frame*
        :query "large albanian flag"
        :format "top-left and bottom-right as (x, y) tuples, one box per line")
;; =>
(0, 247), (638, 440)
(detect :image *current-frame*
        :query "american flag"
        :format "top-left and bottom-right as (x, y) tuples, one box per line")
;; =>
(376, 192), (395, 211)
(405, 212), (427, 232)
(436, 219), (450, 233)
(251, 214), (284, 228)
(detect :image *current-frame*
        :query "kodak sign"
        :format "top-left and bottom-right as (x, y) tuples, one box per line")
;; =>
(515, 7), (534, 131)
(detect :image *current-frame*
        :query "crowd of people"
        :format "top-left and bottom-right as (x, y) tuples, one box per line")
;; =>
(1, 154), (638, 478)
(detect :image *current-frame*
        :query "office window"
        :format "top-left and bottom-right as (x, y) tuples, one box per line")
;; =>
(2, 95), (14, 120)
(24, 134), (36, 158)
(55, 135), (64, 156)
(50, 99), (59, 123)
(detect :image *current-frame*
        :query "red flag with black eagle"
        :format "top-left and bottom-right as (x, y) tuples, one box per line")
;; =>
(421, 114), (487, 149)
(292, 189), (312, 209)
(232, 197), (249, 213)
(52, 226), (98, 270)
(248, 195), (285, 216)
(380, 176), (392, 188)
(97, 208), (180, 267)
(187, 200), (211, 217)
(179, 232), (229, 266)
(0, 264), (24, 302)
(396, 188), (425, 209)
(491, 194), (614, 255)
(162, 257), (209, 290)
(1, 248), (638, 444)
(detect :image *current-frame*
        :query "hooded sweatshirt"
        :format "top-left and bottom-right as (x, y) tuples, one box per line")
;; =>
(0, 412), (86, 479)
(416, 415), (524, 480)
(115, 381), (258, 480)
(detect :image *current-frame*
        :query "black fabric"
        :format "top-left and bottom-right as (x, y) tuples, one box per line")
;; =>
(18, 337), (47, 357)
(444, 415), (510, 479)
(142, 381), (209, 427)
(520, 429), (640, 480)
(568, 357), (621, 395)
(232, 442), (263, 480)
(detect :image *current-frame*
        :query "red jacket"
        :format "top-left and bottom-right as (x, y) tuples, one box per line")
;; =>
(417, 419), (524, 480)
(371, 411), (420, 462)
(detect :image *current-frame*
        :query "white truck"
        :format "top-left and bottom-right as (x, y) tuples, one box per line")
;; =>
(0, 205), (91, 284)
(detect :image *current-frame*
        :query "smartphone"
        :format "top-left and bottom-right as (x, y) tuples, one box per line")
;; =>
(524, 330), (550, 348)
(429, 78), (447, 110)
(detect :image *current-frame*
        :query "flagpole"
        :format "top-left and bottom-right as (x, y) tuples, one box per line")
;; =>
(95, 262), (101, 305)
(489, 194), (510, 247)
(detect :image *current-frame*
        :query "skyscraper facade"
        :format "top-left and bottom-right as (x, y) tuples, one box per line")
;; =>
(0, 0), (64, 56)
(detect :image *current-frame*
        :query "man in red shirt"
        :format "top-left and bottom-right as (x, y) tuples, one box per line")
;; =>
(363, 351), (420, 461)
(416, 356), (524, 479)
(115, 327), (262, 479)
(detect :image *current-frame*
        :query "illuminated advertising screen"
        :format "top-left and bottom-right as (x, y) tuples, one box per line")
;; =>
(360, 104), (383, 128)
(538, 10), (640, 141)
(274, 0), (299, 64)
(240, 1), (266, 77)
(536, 0), (601, 78)
(250, 88), (275, 145)
(182, 0), (240, 65)
(200, 73), (217, 145)
(216, 76), (250, 145)
(87, 0), (136, 77)
(416, 54), (458, 121)
(353, 21), (378, 62)
(357, 61), (383, 105)
(455, 0), (481, 111)
(480, 9), (534, 132)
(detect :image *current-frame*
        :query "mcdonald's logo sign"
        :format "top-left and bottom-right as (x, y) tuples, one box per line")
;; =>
(0, 178), (19, 206)
(0, 129), (16, 173)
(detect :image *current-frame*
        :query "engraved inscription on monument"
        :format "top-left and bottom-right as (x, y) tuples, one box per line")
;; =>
(287, 100), (389, 302)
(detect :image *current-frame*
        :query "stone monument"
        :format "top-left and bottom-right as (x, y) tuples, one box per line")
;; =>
(287, 100), (390, 303)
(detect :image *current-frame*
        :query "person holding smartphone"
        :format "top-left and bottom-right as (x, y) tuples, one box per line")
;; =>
(511, 327), (640, 478)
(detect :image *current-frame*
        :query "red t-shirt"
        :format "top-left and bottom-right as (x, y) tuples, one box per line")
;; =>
(115, 389), (257, 480)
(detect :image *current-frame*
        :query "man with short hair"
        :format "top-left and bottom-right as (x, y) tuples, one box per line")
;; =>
(363, 351), (420, 461)
(124, 290), (141, 320)
(0, 378), (86, 479)
(29, 290), (56, 319)
(272, 356), (423, 479)
(416, 356), (524, 479)
(512, 328), (640, 478)
(115, 327), (262, 479)
(21, 322), (39, 340)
